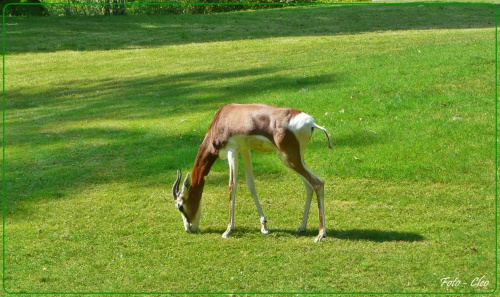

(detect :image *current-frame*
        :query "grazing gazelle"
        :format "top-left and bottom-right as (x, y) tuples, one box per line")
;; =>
(172, 103), (332, 242)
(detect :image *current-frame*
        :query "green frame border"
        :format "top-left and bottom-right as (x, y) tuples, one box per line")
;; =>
(1, 1), (498, 295)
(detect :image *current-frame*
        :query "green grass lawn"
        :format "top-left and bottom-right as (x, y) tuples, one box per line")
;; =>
(2, 3), (497, 294)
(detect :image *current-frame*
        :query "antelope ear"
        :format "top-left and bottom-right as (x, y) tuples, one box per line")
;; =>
(182, 172), (191, 190)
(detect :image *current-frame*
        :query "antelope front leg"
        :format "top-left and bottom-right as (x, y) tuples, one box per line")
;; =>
(223, 150), (238, 238)
(240, 149), (269, 235)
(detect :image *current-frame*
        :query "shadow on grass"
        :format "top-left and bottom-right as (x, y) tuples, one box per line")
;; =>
(280, 228), (425, 242)
(5, 66), (338, 213)
(329, 229), (424, 242)
(8, 67), (277, 114)
(199, 227), (424, 242)
(4, 4), (496, 54)
(333, 130), (381, 148)
(8, 67), (337, 121)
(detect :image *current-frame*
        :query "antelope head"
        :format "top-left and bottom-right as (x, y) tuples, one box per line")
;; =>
(172, 170), (200, 232)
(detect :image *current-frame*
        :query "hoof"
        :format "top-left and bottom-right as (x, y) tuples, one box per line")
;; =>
(261, 226), (270, 235)
(314, 233), (326, 243)
(222, 229), (232, 238)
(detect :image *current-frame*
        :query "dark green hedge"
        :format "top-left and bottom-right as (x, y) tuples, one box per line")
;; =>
(124, 0), (317, 15)
(3, 0), (361, 16)
(2, 0), (48, 16)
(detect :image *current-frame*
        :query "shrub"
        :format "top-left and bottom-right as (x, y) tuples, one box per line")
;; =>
(2, 0), (48, 16)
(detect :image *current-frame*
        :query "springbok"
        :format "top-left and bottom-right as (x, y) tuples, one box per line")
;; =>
(172, 103), (332, 242)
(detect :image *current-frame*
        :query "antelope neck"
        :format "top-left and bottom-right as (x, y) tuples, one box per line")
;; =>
(186, 139), (218, 219)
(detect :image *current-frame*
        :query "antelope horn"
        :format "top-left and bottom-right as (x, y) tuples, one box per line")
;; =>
(172, 170), (182, 200)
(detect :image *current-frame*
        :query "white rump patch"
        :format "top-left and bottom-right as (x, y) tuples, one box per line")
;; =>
(288, 112), (315, 133)
(287, 112), (315, 154)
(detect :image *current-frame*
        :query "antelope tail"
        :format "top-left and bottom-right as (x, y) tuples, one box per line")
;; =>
(313, 123), (332, 149)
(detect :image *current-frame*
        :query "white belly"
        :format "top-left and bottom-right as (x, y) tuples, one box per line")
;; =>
(219, 135), (276, 160)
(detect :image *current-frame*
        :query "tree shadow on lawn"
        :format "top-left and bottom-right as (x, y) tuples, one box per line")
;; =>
(8, 67), (337, 122)
(4, 4), (496, 54)
(5, 67), (338, 212)
(7, 67), (279, 114)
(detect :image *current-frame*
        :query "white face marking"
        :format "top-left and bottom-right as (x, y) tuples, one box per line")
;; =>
(181, 213), (191, 232)
(179, 201), (201, 233)
(190, 207), (201, 232)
